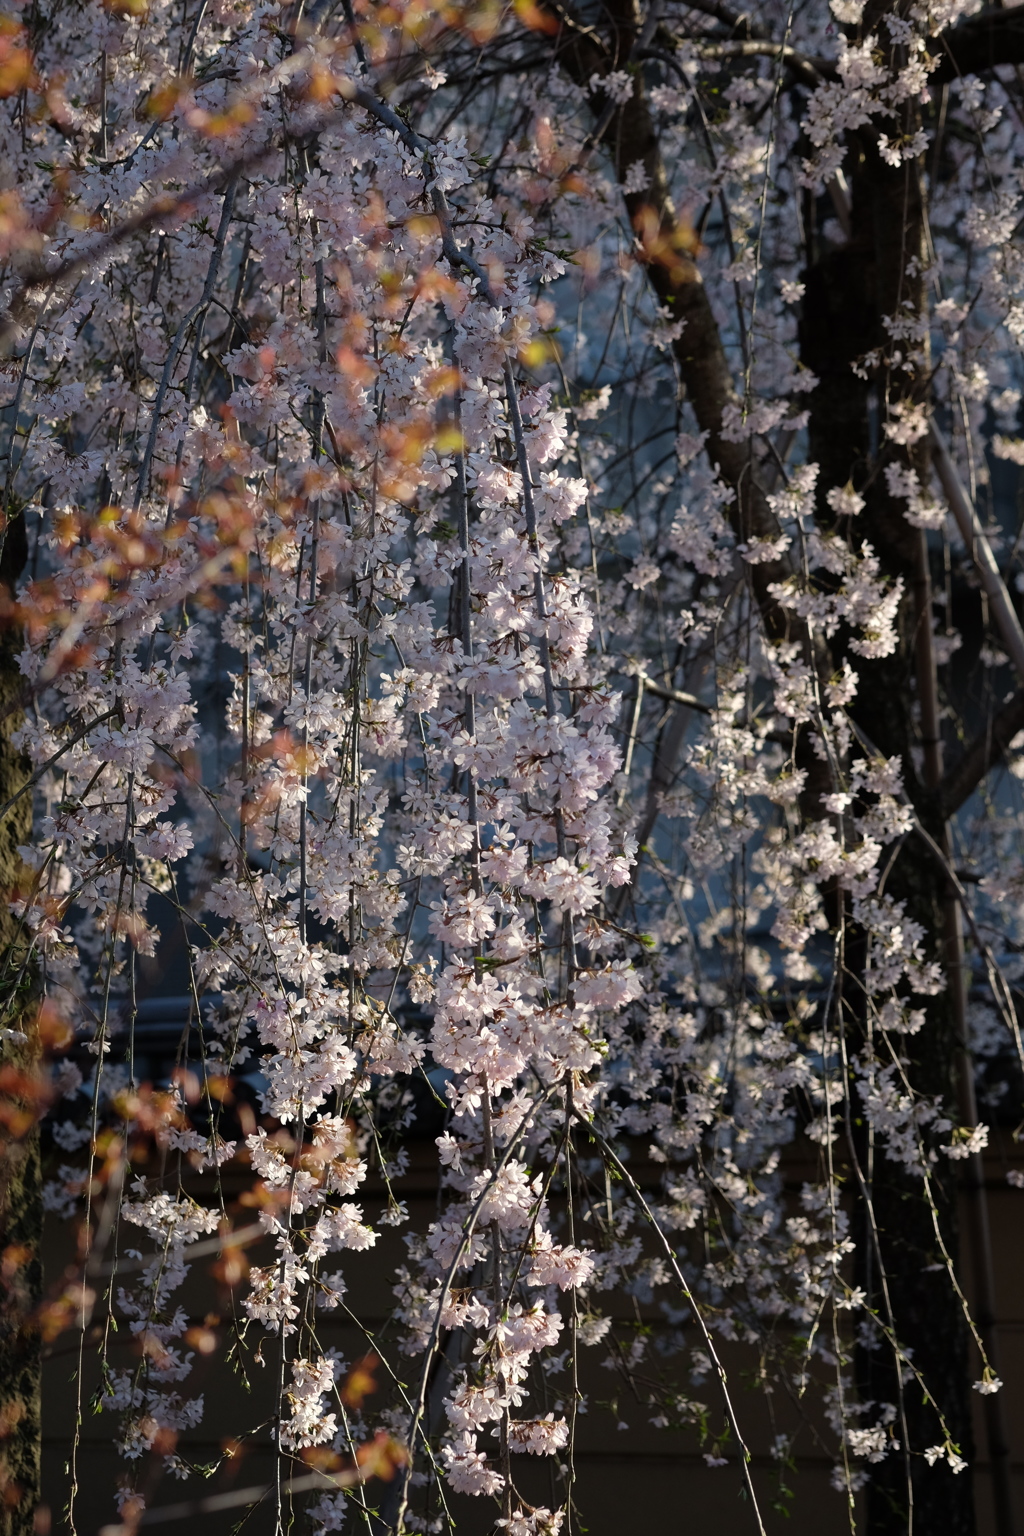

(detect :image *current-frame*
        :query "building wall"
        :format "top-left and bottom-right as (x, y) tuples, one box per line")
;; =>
(38, 1131), (1024, 1536)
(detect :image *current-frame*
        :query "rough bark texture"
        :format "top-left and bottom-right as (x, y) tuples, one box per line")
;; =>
(0, 510), (40, 1536)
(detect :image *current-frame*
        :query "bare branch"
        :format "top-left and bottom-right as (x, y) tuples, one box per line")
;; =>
(641, 677), (712, 713)
(686, 38), (832, 79)
(97, 1459), (381, 1534)
(940, 687), (1024, 817)
(930, 421), (1024, 681)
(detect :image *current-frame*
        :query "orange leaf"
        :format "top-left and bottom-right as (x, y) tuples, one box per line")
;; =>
(341, 1353), (379, 1409)
(513, 0), (558, 35)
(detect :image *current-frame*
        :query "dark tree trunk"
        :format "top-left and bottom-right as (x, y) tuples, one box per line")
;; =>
(801, 122), (976, 1535)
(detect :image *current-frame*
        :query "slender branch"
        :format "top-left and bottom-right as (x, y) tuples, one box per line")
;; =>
(929, 421), (1024, 810)
(930, 421), (1024, 681)
(616, 674), (645, 812)
(0, 708), (118, 824)
(96, 1459), (384, 1533)
(573, 1111), (768, 1536)
(939, 686), (1024, 817)
(676, 0), (763, 37)
(92, 1220), (265, 1278)
(682, 38), (832, 79)
(641, 676), (712, 713)
(911, 525), (1016, 1536)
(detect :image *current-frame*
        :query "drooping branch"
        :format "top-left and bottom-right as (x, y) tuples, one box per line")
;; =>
(940, 686), (1024, 817)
